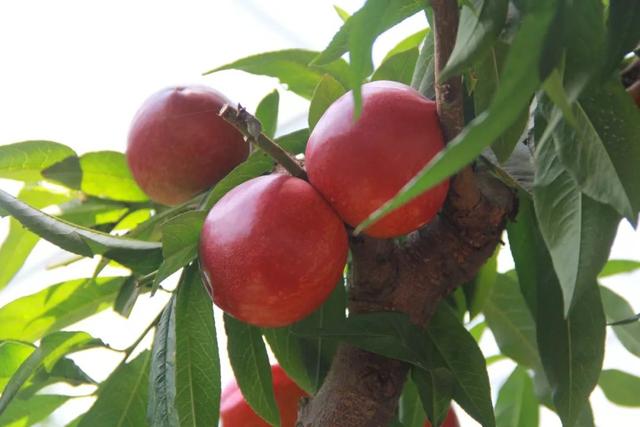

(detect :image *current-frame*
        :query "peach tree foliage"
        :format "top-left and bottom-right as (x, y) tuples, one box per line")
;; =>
(0, 0), (640, 426)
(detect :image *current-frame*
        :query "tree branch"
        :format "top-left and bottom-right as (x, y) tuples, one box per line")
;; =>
(298, 1), (517, 426)
(219, 104), (308, 180)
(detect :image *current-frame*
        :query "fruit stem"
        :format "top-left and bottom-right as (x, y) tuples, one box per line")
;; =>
(219, 104), (308, 180)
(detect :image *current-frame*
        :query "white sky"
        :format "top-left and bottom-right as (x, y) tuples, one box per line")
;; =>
(0, 1), (639, 426)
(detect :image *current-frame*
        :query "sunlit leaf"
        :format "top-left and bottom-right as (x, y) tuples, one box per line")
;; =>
(0, 141), (76, 182)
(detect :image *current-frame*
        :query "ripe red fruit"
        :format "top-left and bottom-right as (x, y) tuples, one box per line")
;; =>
(305, 80), (449, 238)
(221, 365), (307, 427)
(126, 85), (249, 205)
(199, 174), (348, 327)
(424, 408), (459, 427)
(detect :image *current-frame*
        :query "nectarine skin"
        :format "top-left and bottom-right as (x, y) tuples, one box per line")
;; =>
(305, 80), (449, 238)
(126, 85), (249, 205)
(199, 174), (348, 327)
(221, 365), (307, 427)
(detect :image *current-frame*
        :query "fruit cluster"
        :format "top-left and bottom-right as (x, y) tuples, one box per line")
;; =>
(126, 81), (448, 327)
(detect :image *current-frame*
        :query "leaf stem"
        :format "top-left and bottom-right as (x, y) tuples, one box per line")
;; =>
(219, 104), (308, 180)
(120, 308), (164, 360)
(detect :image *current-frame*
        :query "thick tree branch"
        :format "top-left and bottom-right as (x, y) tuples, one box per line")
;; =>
(219, 104), (308, 180)
(298, 1), (516, 425)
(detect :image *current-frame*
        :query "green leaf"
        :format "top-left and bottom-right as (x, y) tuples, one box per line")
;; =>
(463, 247), (498, 319)
(78, 350), (151, 427)
(264, 282), (345, 393)
(204, 50), (350, 99)
(148, 297), (179, 427)
(411, 31), (435, 98)
(600, 259), (640, 277)
(224, 315), (280, 427)
(533, 137), (620, 314)
(0, 342), (34, 392)
(57, 199), (129, 227)
(337, 0), (425, 114)
(440, 0), (509, 81)
(355, 0), (557, 234)
(0, 140), (76, 182)
(483, 273), (541, 369)
(603, 0), (640, 76)
(113, 277), (139, 318)
(174, 264), (221, 426)
(383, 28), (427, 61)
(308, 75), (347, 131)
(0, 331), (101, 416)
(333, 4), (350, 22)
(536, 275), (605, 426)
(153, 211), (206, 292)
(600, 286), (640, 357)
(473, 41), (530, 162)
(0, 394), (70, 427)
(201, 152), (273, 211)
(398, 376), (427, 427)
(495, 367), (539, 427)
(425, 304), (495, 427)
(411, 367), (453, 427)
(548, 79), (640, 222)
(79, 151), (148, 202)
(0, 277), (125, 342)
(255, 90), (280, 138)
(371, 47), (419, 85)
(598, 369), (640, 407)
(21, 357), (95, 398)
(0, 188), (162, 273)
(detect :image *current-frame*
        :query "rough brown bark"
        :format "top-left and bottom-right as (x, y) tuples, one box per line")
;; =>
(297, 1), (517, 426)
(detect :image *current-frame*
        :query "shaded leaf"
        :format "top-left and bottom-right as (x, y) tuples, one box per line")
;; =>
(483, 273), (541, 369)
(0, 331), (101, 416)
(533, 137), (619, 314)
(0, 188), (162, 273)
(371, 47), (419, 85)
(355, 0), (557, 234)
(382, 28), (427, 61)
(174, 265), (221, 426)
(603, 0), (640, 76)
(308, 75), (347, 131)
(148, 297), (179, 427)
(204, 50), (350, 99)
(599, 369), (640, 407)
(0, 140), (76, 182)
(255, 90), (280, 138)
(224, 315), (280, 427)
(399, 376), (427, 427)
(411, 367), (453, 427)
(21, 357), (95, 398)
(114, 276), (139, 318)
(78, 350), (151, 427)
(441, 0), (509, 81)
(464, 247), (498, 319)
(600, 286), (640, 357)
(411, 31), (435, 98)
(495, 367), (538, 427)
(0, 277), (125, 342)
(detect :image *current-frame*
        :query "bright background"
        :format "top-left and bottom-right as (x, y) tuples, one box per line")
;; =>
(0, 1), (639, 426)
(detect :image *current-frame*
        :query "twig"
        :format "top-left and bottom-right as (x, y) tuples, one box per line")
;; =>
(120, 309), (164, 360)
(219, 104), (308, 180)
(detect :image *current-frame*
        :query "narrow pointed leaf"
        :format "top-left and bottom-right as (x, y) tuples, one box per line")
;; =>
(255, 90), (280, 138)
(0, 394), (70, 427)
(174, 265), (221, 426)
(399, 376), (428, 427)
(495, 367), (538, 427)
(440, 0), (509, 81)
(371, 47), (419, 85)
(0, 342), (35, 391)
(411, 367), (453, 427)
(308, 75), (346, 131)
(224, 315), (281, 427)
(0, 188), (162, 273)
(204, 49), (350, 99)
(599, 259), (640, 278)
